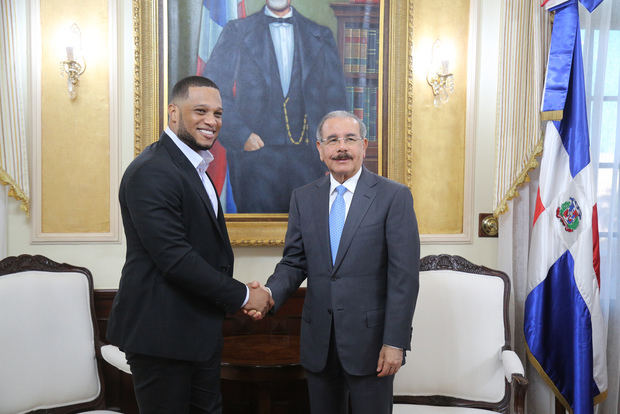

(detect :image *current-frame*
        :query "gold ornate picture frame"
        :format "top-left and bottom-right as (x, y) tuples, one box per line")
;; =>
(133, 0), (473, 245)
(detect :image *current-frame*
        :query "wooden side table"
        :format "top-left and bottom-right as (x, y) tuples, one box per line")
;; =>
(221, 334), (306, 414)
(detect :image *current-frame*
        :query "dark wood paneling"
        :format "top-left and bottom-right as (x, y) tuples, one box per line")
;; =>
(94, 290), (138, 414)
(94, 288), (307, 414)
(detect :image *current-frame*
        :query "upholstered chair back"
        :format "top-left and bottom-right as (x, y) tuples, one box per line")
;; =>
(393, 255), (526, 413)
(0, 255), (107, 414)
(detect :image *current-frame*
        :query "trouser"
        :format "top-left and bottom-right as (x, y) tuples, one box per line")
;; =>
(125, 351), (222, 414)
(305, 326), (394, 414)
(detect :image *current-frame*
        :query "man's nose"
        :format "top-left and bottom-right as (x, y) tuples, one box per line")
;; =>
(204, 113), (217, 125)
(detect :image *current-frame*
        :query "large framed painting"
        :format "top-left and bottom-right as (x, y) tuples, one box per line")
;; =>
(134, 0), (475, 245)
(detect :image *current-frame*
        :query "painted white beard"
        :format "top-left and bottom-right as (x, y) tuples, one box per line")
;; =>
(266, 0), (289, 12)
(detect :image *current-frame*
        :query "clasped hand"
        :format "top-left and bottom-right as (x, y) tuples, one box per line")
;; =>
(243, 280), (274, 320)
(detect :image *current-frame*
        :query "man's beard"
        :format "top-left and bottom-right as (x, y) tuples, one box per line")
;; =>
(266, 0), (289, 12)
(177, 121), (214, 151)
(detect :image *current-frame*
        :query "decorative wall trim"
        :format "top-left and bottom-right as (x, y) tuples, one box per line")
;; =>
(405, 0), (478, 244)
(30, 0), (121, 243)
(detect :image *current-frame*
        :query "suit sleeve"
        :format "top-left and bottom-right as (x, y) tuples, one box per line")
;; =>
(383, 185), (420, 350)
(265, 189), (308, 311)
(203, 22), (253, 150)
(122, 163), (246, 314)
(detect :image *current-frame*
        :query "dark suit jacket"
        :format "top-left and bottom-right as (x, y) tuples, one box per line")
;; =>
(106, 133), (247, 362)
(266, 167), (420, 375)
(204, 6), (346, 149)
(203, 7), (346, 212)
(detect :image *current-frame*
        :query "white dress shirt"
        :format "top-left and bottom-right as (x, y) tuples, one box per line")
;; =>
(166, 127), (250, 307)
(166, 127), (219, 217)
(328, 167), (363, 218)
(265, 7), (294, 96)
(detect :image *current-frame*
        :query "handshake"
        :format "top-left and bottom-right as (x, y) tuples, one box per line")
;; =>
(243, 281), (274, 320)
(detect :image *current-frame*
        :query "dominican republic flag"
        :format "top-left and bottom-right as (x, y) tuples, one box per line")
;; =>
(196, 0), (246, 213)
(525, 1), (607, 413)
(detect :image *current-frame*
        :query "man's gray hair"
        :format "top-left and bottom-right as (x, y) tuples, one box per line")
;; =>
(316, 110), (367, 141)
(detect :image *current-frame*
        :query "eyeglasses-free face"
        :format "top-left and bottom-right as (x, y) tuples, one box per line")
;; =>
(316, 117), (368, 183)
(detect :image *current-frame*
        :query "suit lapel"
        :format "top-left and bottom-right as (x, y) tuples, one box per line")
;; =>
(244, 11), (276, 88)
(204, 171), (231, 252)
(313, 176), (332, 269)
(331, 168), (377, 274)
(161, 134), (227, 244)
(215, 190), (234, 260)
(295, 12), (321, 84)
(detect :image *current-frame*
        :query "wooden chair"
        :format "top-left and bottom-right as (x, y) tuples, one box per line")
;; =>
(0, 254), (121, 414)
(393, 255), (527, 414)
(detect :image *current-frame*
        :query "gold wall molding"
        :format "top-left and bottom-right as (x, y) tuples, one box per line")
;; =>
(31, 0), (121, 243)
(404, 0), (477, 243)
(133, 0), (159, 157)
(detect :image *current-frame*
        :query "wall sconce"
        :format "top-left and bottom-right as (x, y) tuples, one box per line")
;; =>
(61, 23), (86, 100)
(426, 39), (454, 107)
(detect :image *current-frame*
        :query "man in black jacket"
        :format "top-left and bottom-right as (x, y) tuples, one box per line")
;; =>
(107, 76), (272, 413)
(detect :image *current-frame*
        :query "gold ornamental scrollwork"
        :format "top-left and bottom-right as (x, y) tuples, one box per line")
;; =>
(133, 0), (159, 157)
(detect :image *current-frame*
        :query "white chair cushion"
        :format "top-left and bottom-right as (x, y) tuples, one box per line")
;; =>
(0, 271), (101, 414)
(394, 270), (506, 402)
(101, 344), (131, 374)
(394, 404), (496, 414)
(501, 349), (525, 380)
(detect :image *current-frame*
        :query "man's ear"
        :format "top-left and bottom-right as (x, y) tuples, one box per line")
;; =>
(168, 103), (178, 125)
(316, 140), (325, 162)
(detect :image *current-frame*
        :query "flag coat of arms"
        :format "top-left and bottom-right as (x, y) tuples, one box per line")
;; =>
(524, 0), (607, 412)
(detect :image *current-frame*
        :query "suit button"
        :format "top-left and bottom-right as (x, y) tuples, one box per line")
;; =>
(327, 309), (333, 315)
(331, 276), (336, 281)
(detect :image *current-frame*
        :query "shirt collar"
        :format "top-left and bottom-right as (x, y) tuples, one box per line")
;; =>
(165, 126), (214, 172)
(264, 5), (293, 19)
(330, 167), (362, 196)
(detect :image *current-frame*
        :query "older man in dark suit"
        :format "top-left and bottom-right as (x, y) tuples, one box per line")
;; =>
(204, 0), (346, 213)
(263, 111), (420, 414)
(106, 76), (272, 414)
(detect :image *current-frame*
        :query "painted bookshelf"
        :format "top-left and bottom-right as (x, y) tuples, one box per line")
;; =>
(330, 2), (380, 173)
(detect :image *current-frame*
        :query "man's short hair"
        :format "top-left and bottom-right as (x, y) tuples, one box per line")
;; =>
(316, 110), (367, 141)
(170, 76), (219, 103)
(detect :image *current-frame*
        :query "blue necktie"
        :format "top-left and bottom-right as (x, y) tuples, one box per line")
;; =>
(329, 185), (347, 265)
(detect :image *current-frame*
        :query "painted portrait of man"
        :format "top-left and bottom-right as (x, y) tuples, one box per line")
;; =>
(167, 0), (379, 214)
(203, 0), (345, 213)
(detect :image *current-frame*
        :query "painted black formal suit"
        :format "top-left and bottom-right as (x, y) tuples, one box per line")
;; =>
(266, 167), (420, 413)
(204, 7), (346, 213)
(107, 133), (247, 362)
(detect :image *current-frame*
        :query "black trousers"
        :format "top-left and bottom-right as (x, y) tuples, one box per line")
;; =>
(125, 350), (222, 414)
(305, 326), (394, 414)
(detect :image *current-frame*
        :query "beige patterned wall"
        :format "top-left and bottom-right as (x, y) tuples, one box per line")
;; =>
(409, 0), (470, 235)
(36, 0), (470, 237)
(40, 0), (110, 233)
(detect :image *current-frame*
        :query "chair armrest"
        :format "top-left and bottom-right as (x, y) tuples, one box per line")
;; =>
(101, 344), (131, 374)
(501, 350), (528, 414)
(501, 350), (524, 381)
